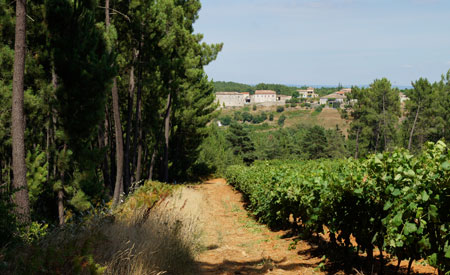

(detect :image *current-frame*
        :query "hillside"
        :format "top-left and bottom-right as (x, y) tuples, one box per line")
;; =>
(218, 105), (350, 135)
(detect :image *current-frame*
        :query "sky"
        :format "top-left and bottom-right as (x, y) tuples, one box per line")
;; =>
(193, 0), (450, 87)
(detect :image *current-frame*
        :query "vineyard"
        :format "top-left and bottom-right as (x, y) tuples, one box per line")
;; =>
(225, 141), (450, 274)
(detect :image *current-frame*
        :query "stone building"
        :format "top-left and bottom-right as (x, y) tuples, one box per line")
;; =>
(251, 90), (277, 103)
(215, 92), (246, 107)
(297, 87), (318, 98)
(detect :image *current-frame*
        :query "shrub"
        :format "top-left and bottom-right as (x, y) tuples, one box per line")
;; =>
(278, 114), (286, 126)
(219, 115), (232, 126)
(269, 113), (274, 121)
(242, 112), (253, 122)
(276, 106), (284, 113)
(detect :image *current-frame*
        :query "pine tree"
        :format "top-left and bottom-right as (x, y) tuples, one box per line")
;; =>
(227, 122), (255, 165)
(11, 0), (30, 223)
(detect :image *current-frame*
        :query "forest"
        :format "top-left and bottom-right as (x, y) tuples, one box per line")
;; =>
(1, 0), (223, 270)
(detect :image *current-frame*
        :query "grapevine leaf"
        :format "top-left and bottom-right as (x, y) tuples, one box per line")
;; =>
(445, 247), (450, 259)
(404, 222), (417, 235)
(421, 190), (429, 202)
(383, 201), (392, 211)
(429, 205), (438, 220)
(392, 189), (401, 196)
(442, 161), (450, 171)
(392, 212), (403, 227)
(405, 169), (415, 177)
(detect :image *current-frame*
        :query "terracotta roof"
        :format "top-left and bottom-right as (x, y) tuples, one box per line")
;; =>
(321, 93), (346, 99)
(254, 90), (276, 95)
(216, 92), (242, 95)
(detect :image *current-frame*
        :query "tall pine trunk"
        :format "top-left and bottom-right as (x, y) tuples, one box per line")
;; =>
(11, 0), (30, 223)
(408, 104), (420, 151)
(105, 0), (124, 206)
(382, 93), (388, 150)
(124, 50), (138, 192)
(111, 78), (124, 206)
(131, 48), (142, 184)
(148, 148), (157, 181)
(58, 144), (67, 226)
(163, 92), (172, 182)
(354, 126), (361, 159)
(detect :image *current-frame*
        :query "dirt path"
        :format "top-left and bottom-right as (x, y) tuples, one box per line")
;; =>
(193, 179), (323, 275)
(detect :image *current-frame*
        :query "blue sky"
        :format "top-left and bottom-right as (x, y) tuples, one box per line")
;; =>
(193, 0), (450, 86)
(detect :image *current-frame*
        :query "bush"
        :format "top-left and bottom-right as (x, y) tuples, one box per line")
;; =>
(290, 102), (297, 108)
(219, 115), (232, 126)
(269, 113), (274, 121)
(252, 104), (257, 111)
(314, 105), (324, 114)
(233, 111), (243, 121)
(276, 106), (284, 113)
(242, 111), (253, 122)
(278, 114), (286, 126)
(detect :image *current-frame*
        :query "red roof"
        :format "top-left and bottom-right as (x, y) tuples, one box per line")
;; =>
(254, 90), (276, 95)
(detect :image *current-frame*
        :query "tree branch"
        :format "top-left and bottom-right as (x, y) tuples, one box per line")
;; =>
(98, 6), (131, 22)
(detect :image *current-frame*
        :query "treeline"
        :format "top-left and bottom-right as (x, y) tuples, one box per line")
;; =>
(344, 76), (450, 158)
(214, 81), (342, 96)
(0, 0), (220, 232)
(198, 122), (348, 175)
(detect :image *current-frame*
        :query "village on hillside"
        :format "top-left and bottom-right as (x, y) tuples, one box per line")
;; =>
(215, 87), (354, 108)
(215, 86), (410, 109)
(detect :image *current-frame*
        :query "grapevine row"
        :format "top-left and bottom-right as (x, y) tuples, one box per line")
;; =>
(225, 141), (450, 273)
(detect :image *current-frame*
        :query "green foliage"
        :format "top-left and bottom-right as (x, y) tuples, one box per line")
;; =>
(252, 104), (257, 111)
(345, 78), (401, 157)
(314, 105), (324, 114)
(276, 106), (284, 113)
(269, 113), (274, 121)
(26, 146), (48, 206)
(219, 115), (232, 126)
(278, 114), (286, 126)
(213, 81), (253, 93)
(227, 122), (256, 165)
(0, 185), (17, 249)
(226, 141), (450, 272)
(46, 0), (115, 156)
(196, 124), (238, 176)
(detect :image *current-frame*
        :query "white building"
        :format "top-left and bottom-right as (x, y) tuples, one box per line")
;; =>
(215, 92), (246, 107)
(277, 94), (292, 102)
(399, 92), (409, 103)
(319, 93), (347, 106)
(251, 90), (277, 103)
(297, 87), (318, 98)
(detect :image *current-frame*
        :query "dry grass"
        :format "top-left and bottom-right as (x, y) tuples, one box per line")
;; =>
(5, 182), (203, 275)
(99, 187), (203, 275)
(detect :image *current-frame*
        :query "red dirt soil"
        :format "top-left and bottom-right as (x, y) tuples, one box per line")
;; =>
(193, 179), (437, 275)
